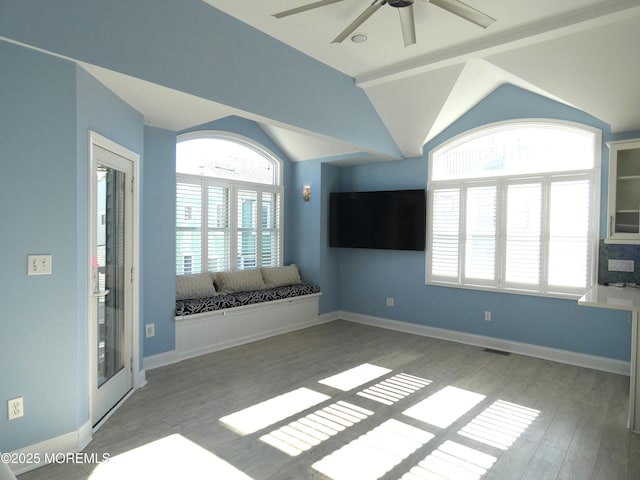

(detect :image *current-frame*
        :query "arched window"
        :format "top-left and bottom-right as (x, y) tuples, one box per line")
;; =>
(427, 120), (600, 297)
(176, 131), (283, 274)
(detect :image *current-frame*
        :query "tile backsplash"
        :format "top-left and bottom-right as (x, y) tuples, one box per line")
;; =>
(598, 240), (640, 284)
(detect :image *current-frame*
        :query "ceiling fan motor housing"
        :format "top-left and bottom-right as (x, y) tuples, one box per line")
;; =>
(388, 0), (414, 7)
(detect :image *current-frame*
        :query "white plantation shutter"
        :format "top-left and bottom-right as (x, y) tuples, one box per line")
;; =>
(176, 178), (202, 274)
(464, 185), (496, 282)
(207, 184), (230, 272)
(261, 191), (281, 267)
(237, 189), (258, 269)
(505, 182), (542, 286)
(177, 179), (282, 274)
(431, 188), (460, 279)
(548, 179), (591, 291)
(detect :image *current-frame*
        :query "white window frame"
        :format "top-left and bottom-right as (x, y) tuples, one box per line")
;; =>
(176, 131), (284, 274)
(426, 119), (601, 299)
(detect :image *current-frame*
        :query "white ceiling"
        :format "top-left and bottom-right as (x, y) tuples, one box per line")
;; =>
(87, 0), (640, 161)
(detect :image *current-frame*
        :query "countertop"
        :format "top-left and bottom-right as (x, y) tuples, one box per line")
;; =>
(578, 284), (640, 312)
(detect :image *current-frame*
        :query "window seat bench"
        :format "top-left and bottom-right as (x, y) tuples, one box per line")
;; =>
(174, 280), (321, 361)
(175, 283), (321, 317)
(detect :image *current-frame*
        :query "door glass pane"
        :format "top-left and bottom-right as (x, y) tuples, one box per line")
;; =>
(96, 165), (126, 388)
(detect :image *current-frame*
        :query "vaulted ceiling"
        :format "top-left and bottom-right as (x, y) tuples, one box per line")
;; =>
(200, 0), (640, 159)
(7, 0), (639, 163)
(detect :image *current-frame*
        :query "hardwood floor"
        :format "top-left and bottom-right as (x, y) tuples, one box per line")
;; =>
(18, 320), (640, 479)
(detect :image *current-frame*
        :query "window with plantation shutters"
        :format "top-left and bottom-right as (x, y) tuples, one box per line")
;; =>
(175, 132), (283, 275)
(427, 121), (600, 298)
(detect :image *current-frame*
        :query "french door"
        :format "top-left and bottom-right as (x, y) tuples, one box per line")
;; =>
(90, 139), (135, 426)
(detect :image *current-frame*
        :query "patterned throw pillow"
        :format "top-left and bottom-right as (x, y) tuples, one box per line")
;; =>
(175, 273), (217, 300)
(261, 264), (302, 288)
(216, 269), (266, 294)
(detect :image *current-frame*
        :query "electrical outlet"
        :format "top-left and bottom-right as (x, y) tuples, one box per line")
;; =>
(8, 397), (24, 420)
(27, 255), (52, 275)
(145, 323), (155, 338)
(484, 311), (492, 321)
(386, 297), (394, 307)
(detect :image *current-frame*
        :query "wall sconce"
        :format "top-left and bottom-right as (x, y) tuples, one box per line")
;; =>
(302, 185), (311, 202)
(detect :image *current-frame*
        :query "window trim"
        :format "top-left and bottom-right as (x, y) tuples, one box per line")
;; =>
(426, 119), (602, 300)
(176, 131), (284, 274)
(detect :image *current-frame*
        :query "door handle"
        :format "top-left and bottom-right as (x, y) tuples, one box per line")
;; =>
(93, 289), (110, 297)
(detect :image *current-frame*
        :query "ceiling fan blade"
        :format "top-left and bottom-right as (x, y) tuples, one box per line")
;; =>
(398, 6), (416, 46)
(273, 0), (345, 19)
(332, 0), (386, 43)
(429, 0), (495, 28)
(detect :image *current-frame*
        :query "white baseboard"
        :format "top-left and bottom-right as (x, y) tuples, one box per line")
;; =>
(144, 350), (179, 371)
(7, 420), (92, 476)
(136, 369), (147, 389)
(318, 311), (341, 323)
(339, 311), (630, 376)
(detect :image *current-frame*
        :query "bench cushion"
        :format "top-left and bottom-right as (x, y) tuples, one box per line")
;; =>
(175, 273), (217, 300)
(176, 283), (321, 317)
(262, 264), (302, 288)
(216, 268), (266, 294)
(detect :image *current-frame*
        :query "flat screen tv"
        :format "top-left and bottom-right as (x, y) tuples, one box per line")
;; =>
(329, 189), (426, 251)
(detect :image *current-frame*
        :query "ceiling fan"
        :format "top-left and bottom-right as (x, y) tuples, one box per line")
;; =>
(273, 0), (495, 47)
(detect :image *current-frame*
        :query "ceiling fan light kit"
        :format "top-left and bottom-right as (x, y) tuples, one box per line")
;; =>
(273, 0), (496, 47)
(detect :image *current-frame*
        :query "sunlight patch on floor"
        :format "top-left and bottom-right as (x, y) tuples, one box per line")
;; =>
(318, 363), (392, 391)
(458, 399), (540, 450)
(88, 434), (253, 480)
(400, 440), (496, 480)
(312, 419), (434, 480)
(403, 386), (486, 429)
(260, 400), (374, 456)
(219, 387), (330, 435)
(357, 373), (432, 405)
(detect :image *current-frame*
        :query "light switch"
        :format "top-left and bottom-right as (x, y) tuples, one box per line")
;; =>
(28, 255), (52, 275)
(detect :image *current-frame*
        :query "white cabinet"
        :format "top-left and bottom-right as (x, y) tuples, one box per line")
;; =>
(606, 139), (640, 243)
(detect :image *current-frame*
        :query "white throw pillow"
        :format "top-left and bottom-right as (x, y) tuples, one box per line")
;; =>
(262, 264), (302, 288)
(216, 269), (266, 294)
(176, 273), (217, 300)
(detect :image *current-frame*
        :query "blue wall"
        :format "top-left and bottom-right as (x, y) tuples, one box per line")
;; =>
(0, 42), (143, 453)
(0, 42), (80, 452)
(333, 85), (632, 361)
(142, 127), (176, 356)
